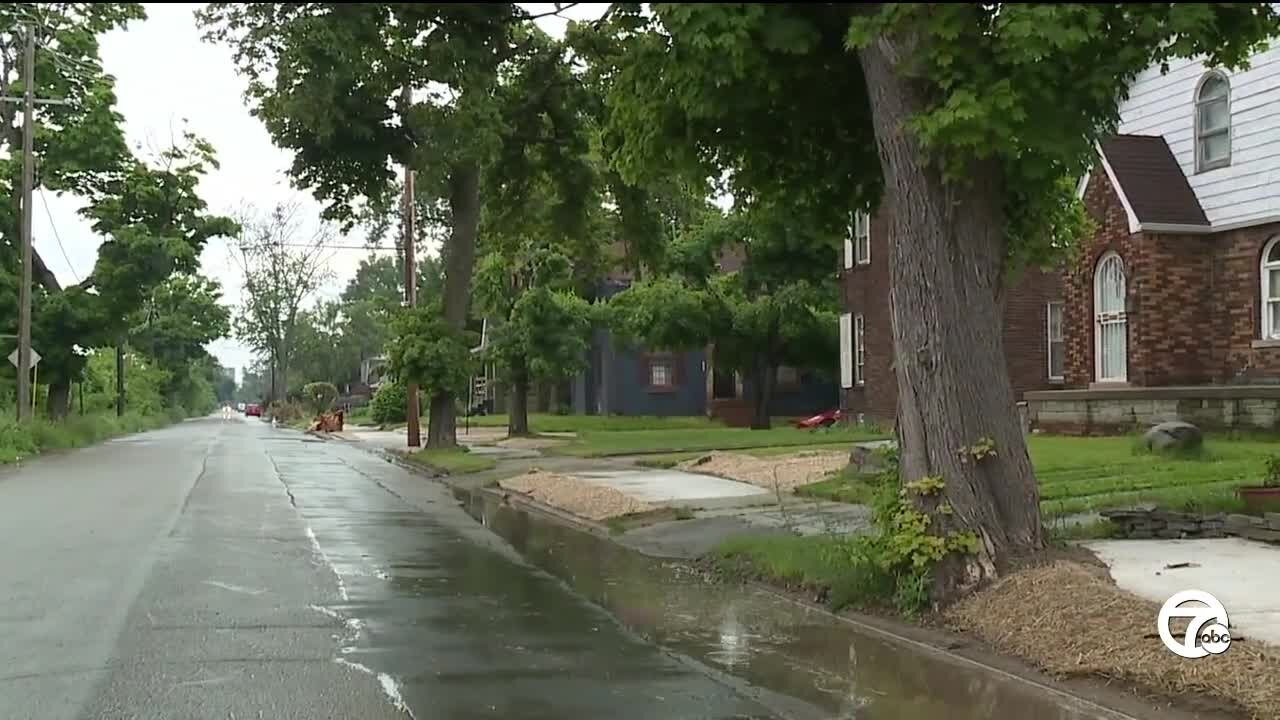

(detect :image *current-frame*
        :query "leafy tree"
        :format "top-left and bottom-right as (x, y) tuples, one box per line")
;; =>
(128, 273), (231, 407)
(236, 362), (269, 404)
(200, 2), (589, 448)
(369, 380), (406, 425)
(611, 202), (839, 429)
(474, 246), (594, 436)
(385, 305), (474, 422)
(588, 3), (1280, 599)
(214, 367), (237, 405)
(301, 381), (338, 416)
(0, 7), (234, 418)
(230, 202), (333, 405)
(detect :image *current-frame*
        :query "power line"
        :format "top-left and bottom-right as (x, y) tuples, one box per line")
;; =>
(38, 186), (80, 283)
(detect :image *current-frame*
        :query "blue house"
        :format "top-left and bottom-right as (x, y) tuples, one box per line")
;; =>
(569, 280), (837, 424)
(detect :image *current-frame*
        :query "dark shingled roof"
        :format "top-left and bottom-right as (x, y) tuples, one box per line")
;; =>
(1101, 135), (1208, 227)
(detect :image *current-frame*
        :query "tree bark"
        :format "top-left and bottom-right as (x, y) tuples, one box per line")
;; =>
(427, 161), (481, 449)
(748, 360), (774, 430)
(858, 32), (1042, 601)
(509, 371), (530, 437)
(45, 379), (70, 420)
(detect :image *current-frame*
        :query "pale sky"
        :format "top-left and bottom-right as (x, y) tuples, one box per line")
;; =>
(35, 3), (603, 376)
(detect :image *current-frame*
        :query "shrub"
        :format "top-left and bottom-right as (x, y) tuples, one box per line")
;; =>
(268, 400), (305, 423)
(370, 381), (407, 424)
(302, 382), (339, 416)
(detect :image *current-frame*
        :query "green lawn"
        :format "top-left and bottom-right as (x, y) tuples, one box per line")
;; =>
(796, 435), (1275, 517)
(403, 447), (498, 475)
(795, 464), (887, 505)
(549, 426), (887, 458)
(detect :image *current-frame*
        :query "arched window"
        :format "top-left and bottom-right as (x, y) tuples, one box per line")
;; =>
(1261, 237), (1280, 340)
(1195, 71), (1231, 172)
(1094, 252), (1127, 383)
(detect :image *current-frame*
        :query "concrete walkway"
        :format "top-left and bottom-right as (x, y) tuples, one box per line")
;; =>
(1086, 538), (1280, 646)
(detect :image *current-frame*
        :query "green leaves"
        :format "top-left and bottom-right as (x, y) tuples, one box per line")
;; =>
(387, 305), (474, 400)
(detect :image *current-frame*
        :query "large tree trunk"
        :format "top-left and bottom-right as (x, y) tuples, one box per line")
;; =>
(859, 33), (1042, 601)
(748, 360), (774, 430)
(427, 161), (481, 449)
(46, 379), (71, 420)
(508, 371), (530, 437)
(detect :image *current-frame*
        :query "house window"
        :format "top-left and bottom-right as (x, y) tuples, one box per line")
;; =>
(1195, 71), (1231, 172)
(839, 313), (853, 389)
(854, 314), (866, 386)
(776, 365), (799, 387)
(854, 211), (871, 265)
(1094, 252), (1127, 382)
(646, 355), (675, 390)
(1047, 302), (1065, 381)
(1261, 236), (1280, 339)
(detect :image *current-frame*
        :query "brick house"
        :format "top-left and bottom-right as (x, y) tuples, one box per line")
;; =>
(1027, 43), (1280, 431)
(842, 42), (1280, 432)
(837, 204), (1064, 424)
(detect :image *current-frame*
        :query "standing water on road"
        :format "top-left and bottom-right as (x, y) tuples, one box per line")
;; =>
(460, 491), (1137, 720)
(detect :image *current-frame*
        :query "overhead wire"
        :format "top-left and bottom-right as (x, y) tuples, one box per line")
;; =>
(38, 186), (81, 284)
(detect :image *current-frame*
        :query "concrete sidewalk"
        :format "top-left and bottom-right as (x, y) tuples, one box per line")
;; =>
(1086, 538), (1280, 646)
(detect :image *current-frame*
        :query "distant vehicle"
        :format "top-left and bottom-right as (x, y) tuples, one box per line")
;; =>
(793, 408), (844, 430)
(237, 402), (246, 412)
(245, 403), (263, 417)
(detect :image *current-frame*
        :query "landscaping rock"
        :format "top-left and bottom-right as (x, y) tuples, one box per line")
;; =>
(1226, 514), (1262, 532)
(1141, 421), (1203, 453)
(848, 444), (887, 476)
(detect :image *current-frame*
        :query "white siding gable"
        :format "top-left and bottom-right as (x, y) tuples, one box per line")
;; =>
(1117, 42), (1280, 228)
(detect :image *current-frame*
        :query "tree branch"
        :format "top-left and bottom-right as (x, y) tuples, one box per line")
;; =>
(522, 3), (582, 23)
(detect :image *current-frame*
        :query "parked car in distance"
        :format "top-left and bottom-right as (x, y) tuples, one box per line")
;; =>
(245, 403), (263, 417)
(237, 402), (246, 413)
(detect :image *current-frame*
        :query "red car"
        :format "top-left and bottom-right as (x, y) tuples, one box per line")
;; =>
(793, 408), (845, 430)
(245, 403), (263, 417)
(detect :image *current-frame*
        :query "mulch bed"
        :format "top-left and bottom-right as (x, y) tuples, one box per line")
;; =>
(948, 561), (1280, 719)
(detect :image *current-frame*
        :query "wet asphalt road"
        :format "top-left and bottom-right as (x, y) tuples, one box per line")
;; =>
(0, 416), (776, 720)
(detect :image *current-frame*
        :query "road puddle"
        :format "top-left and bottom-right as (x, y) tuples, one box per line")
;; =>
(461, 490), (1131, 720)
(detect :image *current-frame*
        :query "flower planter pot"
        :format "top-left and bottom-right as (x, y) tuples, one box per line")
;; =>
(1238, 486), (1280, 515)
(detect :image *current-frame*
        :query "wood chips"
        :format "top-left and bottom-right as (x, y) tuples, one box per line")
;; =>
(948, 561), (1280, 719)
(677, 450), (846, 493)
(499, 470), (651, 521)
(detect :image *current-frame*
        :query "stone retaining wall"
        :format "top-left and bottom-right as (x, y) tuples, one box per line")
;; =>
(1102, 508), (1280, 544)
(1101, 509), (1225, 539)
(1026, 387), (1280, 435)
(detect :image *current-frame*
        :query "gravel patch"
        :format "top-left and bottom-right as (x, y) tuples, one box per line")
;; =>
(949, 560), (1280, 719)
(677, 451), (846, 493)
(499, 470), (652, 520)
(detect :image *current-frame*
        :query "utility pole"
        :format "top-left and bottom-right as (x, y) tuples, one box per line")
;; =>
(3, 25), (68, 421)
(115, 338), (125, 417)
(403, 168), (421, 448)
(15, 27), (35, 421)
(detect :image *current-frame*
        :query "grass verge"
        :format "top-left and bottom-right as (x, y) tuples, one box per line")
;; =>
(795, 465), (886, 505)
(550, 426), (886, 458)
(715, 534), (896, 612)
(0, 411), (177, 464)
(404, 447), (498, 475)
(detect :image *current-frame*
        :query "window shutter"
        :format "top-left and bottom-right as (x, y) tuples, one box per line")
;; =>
(839, 313), (853, 388)
(843, 237), (854, 270)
